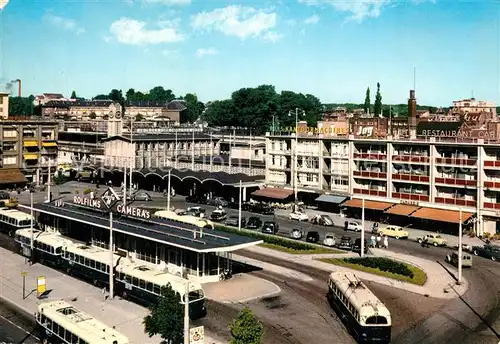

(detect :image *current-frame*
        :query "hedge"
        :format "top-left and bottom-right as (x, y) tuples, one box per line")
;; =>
(215, 224), (320, 251)
(343, 257), (414, 278)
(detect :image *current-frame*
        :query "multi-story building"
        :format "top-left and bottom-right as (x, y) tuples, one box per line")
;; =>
(33, 93), (66, 106)
(0, 92), (9, 119)
(0, 118), (58, 186)
(265, 92), (500, 236)
(452, 98), (496, 115)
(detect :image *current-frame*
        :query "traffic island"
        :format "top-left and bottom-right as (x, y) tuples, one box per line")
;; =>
(317, 257), (428, 286)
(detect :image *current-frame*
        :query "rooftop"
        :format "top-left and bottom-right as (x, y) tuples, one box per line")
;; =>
(32, 202), (262, 252)
(102, 132), (214, 142)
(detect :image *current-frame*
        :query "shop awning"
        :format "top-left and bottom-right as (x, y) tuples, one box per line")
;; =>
(0, 169), (28, 185)
(23, 141), (38, 147)
(42, 142), (57, 147)
(343, 198), (394, 211)
(23, 154), (39, 160)
(315, 194), (347, 204)
(385, 204), (420, 216)
(251, 187), (294, 200)
(411, 207), (474, 224)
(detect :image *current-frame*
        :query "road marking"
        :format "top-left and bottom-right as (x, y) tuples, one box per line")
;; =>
(0, 314), (41, 341)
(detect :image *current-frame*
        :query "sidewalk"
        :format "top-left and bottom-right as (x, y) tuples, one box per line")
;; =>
(274, 208), (486, 248)
(0, 247), (224, 344)
(244, 245), (469, 300)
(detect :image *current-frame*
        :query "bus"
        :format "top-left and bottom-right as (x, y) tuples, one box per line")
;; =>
(327, 271), (391, 343)
(14, 228), (73, 266)
(154, 210), (215, 230)
(0, 208), (33, 236)
(115, 260), (207, 320)
(36, 299), (130, 344)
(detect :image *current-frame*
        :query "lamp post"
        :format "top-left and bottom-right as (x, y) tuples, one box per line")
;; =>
(30, 190), (34, 258)
(361, 197), (365, 258)
(183, 281), (190, 344)
(47, 159), (51, 202)
(288, 108), (305, 204)
(238, 180), (242, 231)
(458, 208), (463, 285)
(167, 169), (171, 211)
(108, 212), (114, 298)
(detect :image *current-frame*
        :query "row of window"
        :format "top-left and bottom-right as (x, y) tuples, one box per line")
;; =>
(37, 313), (90, 344)
(64, 251), (111, 274)
(116, 272), (162, 295)
(0, 214), (31, 228)
(36, 241), (63, 255)
(329, 280), (361, 322)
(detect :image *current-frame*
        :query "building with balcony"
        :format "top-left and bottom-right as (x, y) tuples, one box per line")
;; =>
(0, 92), (9, 119)
(0, 118), (58, 186)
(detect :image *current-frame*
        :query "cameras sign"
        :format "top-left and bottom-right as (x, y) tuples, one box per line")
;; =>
(190, 326), (204, 344)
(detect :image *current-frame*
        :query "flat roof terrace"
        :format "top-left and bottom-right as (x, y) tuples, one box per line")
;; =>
(32, 202), (262, 253)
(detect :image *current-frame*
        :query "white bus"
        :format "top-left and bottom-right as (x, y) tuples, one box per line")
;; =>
(154, 210), (215, 230)
(0, 208), (33, 237)
(15, 228), (73, 266)
(327, 271), (391, 343)
(115, 260), (207, 320)
(36, 300), (130, 344)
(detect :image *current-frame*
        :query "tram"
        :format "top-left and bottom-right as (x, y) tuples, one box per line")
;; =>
(36, 299), (130, 344)
(14, 228), (73, 266)
(0, 208), (32, 237)
(327, 271), (391, 343)
(154, 210), (215, 230)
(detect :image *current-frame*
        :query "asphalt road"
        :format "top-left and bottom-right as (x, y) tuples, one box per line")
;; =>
(0, 300), (41, 344)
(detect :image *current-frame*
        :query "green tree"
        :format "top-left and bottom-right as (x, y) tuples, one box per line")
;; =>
(108, 89), (124, 103)
(143, 284), (184, 344)
(93, 94), (109, 100)
(230, 307), (264, 344)
(89, 112), (97, 120)
(148, 86), (175, 103)
(374, 82), (382, 116)
(8, 96), (35, 116)
(182, 93), (204, 123)
(70, 90), (77, 99)
(203, 99), (236, 127)
(364, 87), (371, 114)
(126, 88), (136, 102)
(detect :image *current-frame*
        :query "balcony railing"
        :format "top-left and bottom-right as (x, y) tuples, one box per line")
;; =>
(435, 177), (477, 187)
(484, 202), (500, 210)
(484, 160), (500, 168)
(435, 157), (476, 166)
(392, 174), (430, 183)
(435, 197), (477, 207)
(392, 192), (429, 202)
(323, 168), (348, 175)
(353, 153), (387, 160)
(392, 155), (430, 163)
(353, 171), (387, 179)
(484, 181), (500, 189)
(353, 188), (387, 197)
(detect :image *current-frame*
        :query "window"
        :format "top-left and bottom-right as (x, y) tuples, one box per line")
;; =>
(139, 279), (146, 289)
(2, 156), (17, 165)
(3, 130), (16, 138)
(365, 316), (388, 325)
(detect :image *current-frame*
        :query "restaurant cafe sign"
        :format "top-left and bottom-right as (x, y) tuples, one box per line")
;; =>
(72, 195), (152, 220)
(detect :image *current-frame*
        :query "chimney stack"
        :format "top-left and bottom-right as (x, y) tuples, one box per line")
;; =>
(10, 79), (21, 97)
(408, 89), (417, 123)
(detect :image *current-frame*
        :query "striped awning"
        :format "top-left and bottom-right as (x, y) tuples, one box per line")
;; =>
(23, 154), (39, 160)
(42, 142), (57, 147)
(23, 141), (38, 147)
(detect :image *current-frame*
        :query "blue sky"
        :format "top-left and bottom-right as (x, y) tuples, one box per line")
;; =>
(0, 0), (499, 106)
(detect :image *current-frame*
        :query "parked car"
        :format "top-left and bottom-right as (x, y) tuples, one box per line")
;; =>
(352, 238), (369, 254)
(187, 206), (206, 217)
(250, 203), (274, 215)
(208, 197), (228, 208)
(262, 221), (279, 235)
(210, 209), (227, 221)
(229, 201), (250, 211)
(323, 233), (336, 247)
(186, 195), (206, 204)
(338, 236), (353, 250)
(445, 251), (473, 268)
(290, 228), (304, 240)
(306, 231), (320, 244)
(311, 214), (333, 226)
(225, 216), (246, 227)
(133, 191), (152, 201)
(378, 225), (409, 239)
(289, 211), (309, 222)
(471, 244), (500, 261)
(246, 217), (263, 230)
(344, 221), (363, 232)
(417, 234), (447, 246)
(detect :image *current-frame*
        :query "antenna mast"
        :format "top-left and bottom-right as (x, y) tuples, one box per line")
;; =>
(413, 67), (416, 91)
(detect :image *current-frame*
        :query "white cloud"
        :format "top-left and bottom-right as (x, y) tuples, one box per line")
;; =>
(143, 0), (191, 4)
(262, 31), (283, 42)
(109, 17), (185, 45)
(191, 5), (278, 41)
(298, 0), (392, 22)
(304, 14), (320, 24)
(196, 47), (219, 58)
(43, 14), (85, 34)
(0, 0), (9, 10)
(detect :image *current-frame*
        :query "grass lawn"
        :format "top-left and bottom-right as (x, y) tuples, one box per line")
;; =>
(259, 243), (344, 255)
(318, 258), (427, 286)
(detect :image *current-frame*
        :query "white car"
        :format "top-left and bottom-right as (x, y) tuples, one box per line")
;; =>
(323, 233), (336, 247)
(289, 211), (309, 221)
(290, 228), (304, 240)
(345, 221), (363, 232)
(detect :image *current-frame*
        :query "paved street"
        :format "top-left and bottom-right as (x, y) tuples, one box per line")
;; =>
(0, 300), (41, 344)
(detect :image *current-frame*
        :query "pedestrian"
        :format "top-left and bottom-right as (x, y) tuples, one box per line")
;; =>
(370, 235), (376, 248)
(383, 236), (389, 249)
(376, 235), (382, 248)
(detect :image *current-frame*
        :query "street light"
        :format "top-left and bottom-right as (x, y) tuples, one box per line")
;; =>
(288, 108), (306, 204)
(458, 208), (463, 285)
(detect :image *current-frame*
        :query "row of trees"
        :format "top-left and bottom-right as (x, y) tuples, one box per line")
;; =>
(144, 284), (264, 344)
(363, 83), (383, 115)
(203, 85), (324, 134)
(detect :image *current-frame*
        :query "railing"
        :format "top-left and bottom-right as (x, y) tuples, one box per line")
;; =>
(392, 155), (430, 163)
(435, 197), (477, 207)
(353, 171), (387, 179)
(268, 149), (291, 154)
(484, 181), (500, 189)
(484, 160), (500, 168)
(392, 192), (429, 202)
(435, 157), (477, 166)
(484, 202), (500, 210)
(392, 174), (430, 182)
(323, 169), (348, 175)
(353, 153), (387, 160)
(353, 188), (387, 197)
(435, 177), (477, 187)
